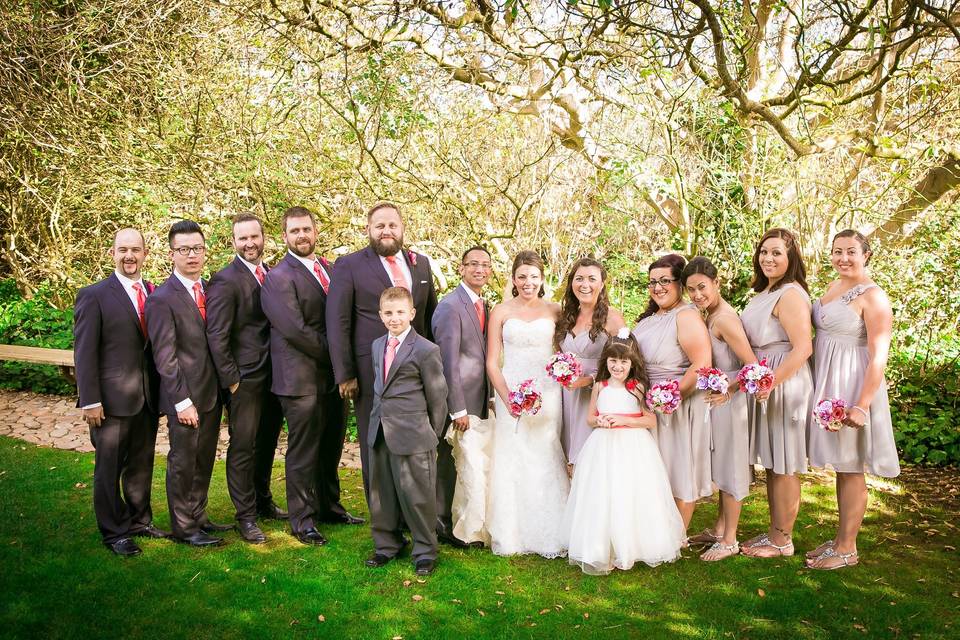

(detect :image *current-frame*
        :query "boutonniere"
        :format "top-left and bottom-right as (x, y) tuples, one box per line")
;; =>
(146, 282), (156, 294)
(319, 256), (330, 268)
(408, 250), (418, 266)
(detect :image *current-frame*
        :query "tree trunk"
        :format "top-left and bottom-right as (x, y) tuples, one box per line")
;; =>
(868, 154), (960, 244)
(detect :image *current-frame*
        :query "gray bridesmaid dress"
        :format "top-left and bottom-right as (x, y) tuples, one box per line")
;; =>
(633, 304), (711, 502)
(707, 314), (751, 501)
(740, 283), (813, 475)
(808, 284), (900, 477)
(560, 330), (608, 465)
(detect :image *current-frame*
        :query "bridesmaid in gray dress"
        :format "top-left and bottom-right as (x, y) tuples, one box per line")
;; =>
(682, 257), (758, 561)
(632, 254), (712, 530)
(739, 228), (814, 559)
(806, 230), (899, 570)
(554, 258), (626, 472)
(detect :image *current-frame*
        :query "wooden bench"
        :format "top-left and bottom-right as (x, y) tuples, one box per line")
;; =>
(0, 345), (75, 382)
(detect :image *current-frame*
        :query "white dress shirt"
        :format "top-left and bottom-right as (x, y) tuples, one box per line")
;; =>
(237, 255), (265, 283)
(379, 252), (412, 290)
(172, 269), (203, 413)
(289, 251), (329, 285)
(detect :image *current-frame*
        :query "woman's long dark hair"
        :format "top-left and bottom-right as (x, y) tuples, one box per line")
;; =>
(751, 228), (808, 293)
(680, 256), (719, 286)
(553, 257), (609, 351)
(595, 334), (649, 402)
(637, 253), (686, 322)
(510, 250), (546, 298)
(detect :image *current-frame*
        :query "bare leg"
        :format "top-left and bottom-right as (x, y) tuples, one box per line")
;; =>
(675, 498), (697, 531)
(701, 491), (742, 561)
(807, 477), (841, 558)
(743, 471), (799, 557)
(808, 472), (865, 569)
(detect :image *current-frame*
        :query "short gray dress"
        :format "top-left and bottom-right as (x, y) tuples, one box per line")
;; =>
(707, 314), (751, 501)
(560, 330), (608, 465)
(808, 284), (900, 477)
(740, 283), (813, 475)
(633, 304), (711, 502)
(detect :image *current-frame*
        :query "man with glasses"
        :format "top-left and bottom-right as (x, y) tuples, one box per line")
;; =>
(146, 220), (226, 547)
(430, 246), (493, 547)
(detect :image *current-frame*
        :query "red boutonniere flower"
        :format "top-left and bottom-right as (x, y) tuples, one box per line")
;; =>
(625, 380), (638, 391)
(320, 256), (330, 267)
(146, 282), (156, 294)
(408, 250), (418, 266)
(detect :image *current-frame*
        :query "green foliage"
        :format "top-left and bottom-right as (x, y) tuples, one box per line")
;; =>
(0, 280), (75, 395)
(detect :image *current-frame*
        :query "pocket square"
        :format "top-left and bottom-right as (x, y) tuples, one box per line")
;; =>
(420, 280), (428, 284)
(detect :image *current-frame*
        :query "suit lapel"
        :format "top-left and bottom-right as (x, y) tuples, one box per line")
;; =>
(232, 256), (259, 291)
(169, 274), (205, 327)
(107, 273), (142, 334)
(384, 330), (417, 390)
(364, 246), (394, 291)
(285, 253), (325, 295)
(401, 249), (419, 300)
(457, 284), (484, 344)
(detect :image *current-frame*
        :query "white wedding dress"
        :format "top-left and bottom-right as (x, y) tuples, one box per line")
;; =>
(486, 317), (570, 558)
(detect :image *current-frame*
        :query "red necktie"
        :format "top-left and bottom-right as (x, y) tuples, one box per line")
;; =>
(384, 337), (400, 381)
(384, 255), (408, 290)
(475, 299), (485, 333)
(193, 281), (206, 322)
(254, 264), (265, 285)
(313, 261), (330, 294)
(132, 282), (147, 337)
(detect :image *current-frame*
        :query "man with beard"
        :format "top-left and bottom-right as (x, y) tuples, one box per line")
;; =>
(205, 213), (287, 544)
(261, 207), (360, 546)
(146, 220), (227, 547)
(327, 201), (438, 499)
(74, 228), (165, 556)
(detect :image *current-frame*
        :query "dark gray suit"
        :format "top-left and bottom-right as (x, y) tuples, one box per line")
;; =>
(369, 328), (447, 562)
(431, 284), (490, 540)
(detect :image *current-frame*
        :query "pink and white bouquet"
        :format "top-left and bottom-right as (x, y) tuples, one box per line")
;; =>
(737, 359), (775, 395)
(545, 352), (583, 388)
(696, 367), (730, 395)
(508, 378), (542, 432)
(646, 380), (682, 414)
(814, 397), (847, 432)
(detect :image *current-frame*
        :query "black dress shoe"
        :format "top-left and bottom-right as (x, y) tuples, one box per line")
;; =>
(200, 520), (234, 533)
(437, 533), (469, 548)
(365, 552), (394, 568)
(238, 521), (266, 544)
(322, 512), (365, 525)
(415, 558), (436, 576)
(179, 532), (224, 547)
(294, 528), (327, 546)
(129, 524), (170, 539)
(105, 538), (142, 557)
(257, 503), (289, 520)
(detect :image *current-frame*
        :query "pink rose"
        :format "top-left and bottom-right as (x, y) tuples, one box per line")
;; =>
(831, 405), (846, 421)
(408, 250), (418, 266)
(757, 376), (773, 392)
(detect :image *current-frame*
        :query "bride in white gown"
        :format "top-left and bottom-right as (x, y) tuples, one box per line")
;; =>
(484, 251), (570, 558)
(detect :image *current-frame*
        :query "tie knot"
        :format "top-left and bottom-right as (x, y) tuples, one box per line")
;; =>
(132, 282), (142, 292)
(193, 282), (202, 293)
(385, 254), (397, 263)
(388, 337), (400, 347)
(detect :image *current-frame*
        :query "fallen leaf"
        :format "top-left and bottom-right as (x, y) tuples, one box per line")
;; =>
(48, 466), (56, 470)
(758, 589), (766, 598)
(451, 599), (462, 604)
(261, 577), (266, 584)
(539, 609), (550, 615)
(853, 623), (867, 633)
(416, 579), (426, 584)
(402, 580), (412, 587)
(74, 482), (86, 489)
(412, 595), (424, 602)
(495, 590), (505, 595)
(289, 620), (298, 626)
(392, 636), (402, 640)
(318, 615), (325, 622)
(583, 613), (590, 619)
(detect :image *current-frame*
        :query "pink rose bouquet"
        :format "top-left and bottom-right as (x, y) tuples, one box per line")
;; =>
(508, 379), (542, 432)
(696, 367), (730, 395)
(814, 397), (848, 432)
(545, 352), (583, 388)
(645, 380), (682, 414)
(737, 359), (775, 395)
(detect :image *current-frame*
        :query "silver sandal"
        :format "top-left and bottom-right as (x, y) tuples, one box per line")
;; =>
(701, 541), (740, 561)
(806, 546), (858, 570)
(742, 533), (794, 557)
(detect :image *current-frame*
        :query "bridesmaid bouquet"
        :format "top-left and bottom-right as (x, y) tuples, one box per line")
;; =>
(696, 367), (730, 395)
(814, 397), (848, 432)
(737, 359), (775, 395)
(645, 380), (682, 414)
(508, 379), (542, 433)
(545, 352), (583, 388)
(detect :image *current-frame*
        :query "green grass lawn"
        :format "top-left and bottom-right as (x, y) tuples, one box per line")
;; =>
(0, 436), (957, 639)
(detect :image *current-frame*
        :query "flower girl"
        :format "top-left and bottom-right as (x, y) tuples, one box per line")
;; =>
(562, 329), (686, 575)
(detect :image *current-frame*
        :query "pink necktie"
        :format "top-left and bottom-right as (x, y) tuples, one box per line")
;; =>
(384, 255), (408, 290)
(475, 299), (485, 333)
(313, 261), (330, 294)
(132, 282), (147, 337)
(254, 264), (265, 285)
(384, 337), (400, 381)
(193, 282), (206, 322)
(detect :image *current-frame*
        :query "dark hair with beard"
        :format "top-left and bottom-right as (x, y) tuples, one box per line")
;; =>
(553, 257), (609, 351)
(168, 220), (204, 248)
(637, 253), (686, 322)
(832, 229), (872, 266)
(510, 250), (545, 298)
(232, 212), (264, 236)
(751, 227), (808, 293)
(595, 334), (649, 402)
(281, 206), (315, 232)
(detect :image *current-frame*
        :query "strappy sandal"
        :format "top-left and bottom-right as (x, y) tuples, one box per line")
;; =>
(806, 547), (858, 570)
(741, 533), (794, 557)
(701, 541), (740, 561)
(687, 529), (722, 545)
(805, 539), (834, 559)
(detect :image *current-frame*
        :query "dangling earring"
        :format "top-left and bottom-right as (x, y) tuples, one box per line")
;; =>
(511, 285), (518, 297)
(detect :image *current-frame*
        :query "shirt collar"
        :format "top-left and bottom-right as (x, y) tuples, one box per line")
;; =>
(288, 250), (318, 271)
(458, 281), (482, 304)
(388, 326), (413, 348)
(114, 270), (144, 290)
(173, 269), (201, 292)
(237, 254), (264, 274)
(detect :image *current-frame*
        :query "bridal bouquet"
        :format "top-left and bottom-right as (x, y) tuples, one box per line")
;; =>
(814, 397), (848, 432)
(737, 359), (775, 395)
(545, 352), (583, 388)
(508, 379), (542, 432)
(696, 367), (730, 395)
(645, 380), (682, 414)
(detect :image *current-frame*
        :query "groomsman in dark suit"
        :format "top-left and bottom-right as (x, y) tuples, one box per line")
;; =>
(74, 228), (165, 556)
(205, 213), (286, 545)
(327, 201), (438, 498)
(261, 207), (361, 547)
(431, 246), (493, 548)
(146, 220), (227, 547)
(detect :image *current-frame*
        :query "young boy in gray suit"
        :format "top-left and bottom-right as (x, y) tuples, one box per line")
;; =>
(367, 287), (448, 575)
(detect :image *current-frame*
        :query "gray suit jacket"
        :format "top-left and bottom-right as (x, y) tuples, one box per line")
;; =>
(369, 328), (448, 455)
(431, 284), (489, 419)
